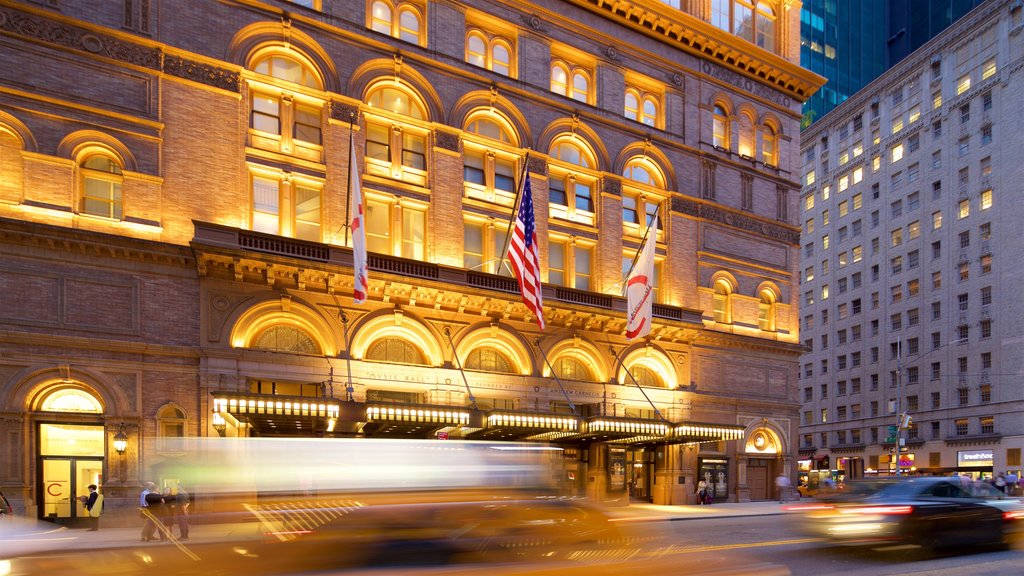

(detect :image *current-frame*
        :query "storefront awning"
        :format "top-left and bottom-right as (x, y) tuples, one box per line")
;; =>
(467, 411), (579, 441)
(361, 403), (479, 438)
(212, 393), (341, 436)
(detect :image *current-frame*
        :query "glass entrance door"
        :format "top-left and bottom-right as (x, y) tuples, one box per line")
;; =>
(40, 458), (103, 521)
(38, 423), (105, 522)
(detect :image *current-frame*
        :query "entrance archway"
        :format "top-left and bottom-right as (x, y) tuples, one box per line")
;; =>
(32, 385), (106, 524)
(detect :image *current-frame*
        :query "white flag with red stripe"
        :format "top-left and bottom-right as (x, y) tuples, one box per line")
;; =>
(350, 137), (369, 304)
(508, 175), (545, 329)
(625, 215), (657, 340)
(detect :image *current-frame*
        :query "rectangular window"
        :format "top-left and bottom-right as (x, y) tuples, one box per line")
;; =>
(252, 176), (281, 235)
(981, 58), (996, 80)
(573, 245), (592, 290)
(980, 189), (992, 210)
(957, 74), (971, 95)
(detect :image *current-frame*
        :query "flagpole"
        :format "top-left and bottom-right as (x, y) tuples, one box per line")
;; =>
(344, 120), (355, 247)
(623, 199), (663, 284)
(496, 151), (532, 274)
(610, 345), (669, 425)
(537, 339), (579, 419)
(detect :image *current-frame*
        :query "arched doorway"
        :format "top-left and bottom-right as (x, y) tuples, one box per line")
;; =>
(744, 426), (782, 501)
(33, 386), (106, 524)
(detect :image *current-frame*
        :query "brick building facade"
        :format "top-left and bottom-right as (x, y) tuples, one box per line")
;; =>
(0, 0), (821, 522)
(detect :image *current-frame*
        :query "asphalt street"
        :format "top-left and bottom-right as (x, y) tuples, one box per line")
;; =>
(650, 514), (1024, 576)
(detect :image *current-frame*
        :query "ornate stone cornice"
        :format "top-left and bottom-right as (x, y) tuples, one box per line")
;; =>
(671, 196), (800, 246)
(0, 217), (192, 268)
(565, 0), (825, 103)
(0, 3), (239, 92)
(163, 54), (240, 92)
(0, 5), (160, 69)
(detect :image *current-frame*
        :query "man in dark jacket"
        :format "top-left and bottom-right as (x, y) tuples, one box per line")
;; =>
(142, 487), (165, 541)
(83, 484), (102, 531)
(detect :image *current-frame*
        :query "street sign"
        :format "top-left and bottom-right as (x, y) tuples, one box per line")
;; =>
(885, 425), (898, 443)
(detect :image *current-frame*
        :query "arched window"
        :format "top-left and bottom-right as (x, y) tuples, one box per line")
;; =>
(157, 405), (187, 451)
(250, 325), (322, 354)
(365, 336), (427, 365)
(364, 82), (428, 187)
(39, 387), (103, 413)
(465, 347), (515, 373)
(629, 364), (663, 388)
(712, 104), (730, 149)
(550, 60), (590, 104)
(553, 356), (593, 382)
(253, 54), (320, 89)
(756, 2), (776, 51)
(621, 156), (665, 238)
(248, 53), (323, 162)
(624, 88), (659, 127)
(368, 1), (424, 46)
(761, 124), (778, 166)
(548, 136), (597, 225)
(712, 278), (733, 324)
(80, 153), (124, 220)
(758, 289), (777, 331)
(463, 111), (519, 206)
(465, 30), (514, 77)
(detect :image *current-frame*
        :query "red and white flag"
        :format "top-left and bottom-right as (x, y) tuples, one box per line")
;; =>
(625, 215), (658, 340)
(350, 137), (369, 304)
(508, 175), (545, 329)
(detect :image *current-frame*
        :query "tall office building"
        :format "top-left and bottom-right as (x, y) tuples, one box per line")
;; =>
(798, 0), (1024, 483)
(802, 0), (984, 123)
(0, 0), (822, 521)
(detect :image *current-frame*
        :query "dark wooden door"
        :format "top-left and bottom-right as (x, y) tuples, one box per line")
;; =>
(748, 460), (769, 501)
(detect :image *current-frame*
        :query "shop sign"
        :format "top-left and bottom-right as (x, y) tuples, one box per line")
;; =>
(957, 450), (994, 467)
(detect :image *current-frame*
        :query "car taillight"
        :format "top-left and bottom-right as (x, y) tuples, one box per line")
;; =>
(1003, 510), (1024, 520)
(782, 503), (835, 511)
(840, 505), (914, 516)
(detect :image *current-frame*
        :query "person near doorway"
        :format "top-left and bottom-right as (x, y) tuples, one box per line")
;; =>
(774, 472), (791, 503)
(83, 484), (102, 530)
(696, 479), (709, 505)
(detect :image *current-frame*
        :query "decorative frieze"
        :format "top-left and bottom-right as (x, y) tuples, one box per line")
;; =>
(671, 196), (800, 245)
(163, 55), (240, 92)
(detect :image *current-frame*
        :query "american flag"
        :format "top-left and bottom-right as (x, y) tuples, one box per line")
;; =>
(508, 175), (545, 329)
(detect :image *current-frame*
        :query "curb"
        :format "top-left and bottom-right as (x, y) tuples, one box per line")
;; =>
(610, 511), (787, 523)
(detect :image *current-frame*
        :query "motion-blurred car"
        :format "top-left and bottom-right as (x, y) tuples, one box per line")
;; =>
(786, 477), (1021, 552)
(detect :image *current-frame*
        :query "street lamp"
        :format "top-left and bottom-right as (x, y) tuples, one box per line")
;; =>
(212, 412), (226, 436)
(113, 424), (128, 454)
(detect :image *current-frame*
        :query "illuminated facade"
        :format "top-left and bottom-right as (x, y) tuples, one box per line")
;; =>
(798, 0), (1024, 481)
(0, 0), (821, 520)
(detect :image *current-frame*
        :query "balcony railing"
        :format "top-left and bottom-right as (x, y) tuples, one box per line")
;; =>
(239, 230), (329, 262)
(553, 286), (613, 309)
(367, 253), (439, 280)
(466, 270), (518, 293)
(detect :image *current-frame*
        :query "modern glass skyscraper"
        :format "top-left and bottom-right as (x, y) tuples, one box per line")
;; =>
(802, 0), (984, 124)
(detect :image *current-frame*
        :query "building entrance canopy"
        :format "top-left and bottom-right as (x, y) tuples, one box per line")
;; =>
(212, 392), (745, 446)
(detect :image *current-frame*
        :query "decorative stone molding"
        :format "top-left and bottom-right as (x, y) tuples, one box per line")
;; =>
(671, 196), (800, 246)
(526, 155), (548, 176)
(0, 6), (160, 69)
(163, 55), (240, 92)
(330, 101), (361, 123)
(602, 176), (621, 196)
(433, 128), (461, 153)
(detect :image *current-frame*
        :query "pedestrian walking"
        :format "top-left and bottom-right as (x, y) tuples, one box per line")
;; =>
(696, 479), (709, 505)
(82, 484), (103, 531)
(995, 473), (1007, 494)
(140, 482), (162, 541)
(775, 473), (791, 503)
(173, 484), (190, 540)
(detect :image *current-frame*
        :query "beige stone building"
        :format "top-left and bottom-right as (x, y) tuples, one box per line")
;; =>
(798, 0), (1024, 484)
(0, 0), (820, 522)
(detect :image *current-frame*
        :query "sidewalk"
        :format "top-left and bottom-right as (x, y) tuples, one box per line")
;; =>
(604, 501), (789, 523)
(4, 501), (790, 554)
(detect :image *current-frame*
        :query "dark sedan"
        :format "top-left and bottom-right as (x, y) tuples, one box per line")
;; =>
(786, 477), (1014, 551)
